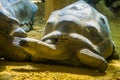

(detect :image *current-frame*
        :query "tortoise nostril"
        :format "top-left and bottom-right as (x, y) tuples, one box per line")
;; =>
(19, 39), (27, 46)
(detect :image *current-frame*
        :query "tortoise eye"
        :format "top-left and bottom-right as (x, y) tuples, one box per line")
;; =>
(100, 17), (105, 24)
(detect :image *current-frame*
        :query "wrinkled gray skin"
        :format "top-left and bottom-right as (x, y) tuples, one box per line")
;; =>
(0, 3), (31, 61)
(19, 0), (119, 72)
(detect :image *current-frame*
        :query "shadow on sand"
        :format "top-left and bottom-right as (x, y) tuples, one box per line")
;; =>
(0, 60), (106, 77)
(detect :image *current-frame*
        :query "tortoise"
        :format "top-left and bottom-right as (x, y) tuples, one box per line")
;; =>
(0, 0), (38, 37)
(19, 0), (119, 72)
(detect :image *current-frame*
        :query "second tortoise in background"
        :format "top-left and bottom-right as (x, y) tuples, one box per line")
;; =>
(0, 0), (38, 37)
(19, 0), (119, 72)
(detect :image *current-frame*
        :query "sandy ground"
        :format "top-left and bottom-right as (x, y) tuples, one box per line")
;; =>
(0, 60), (120, 80)
(0, 15), (120, 80)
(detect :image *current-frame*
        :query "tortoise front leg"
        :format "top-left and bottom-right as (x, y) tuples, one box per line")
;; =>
(77, 49), (107, 72)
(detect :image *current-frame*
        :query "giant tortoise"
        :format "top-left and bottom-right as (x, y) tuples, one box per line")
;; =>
(20, 0), (118, 72)
(0, 0), (38, 37)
